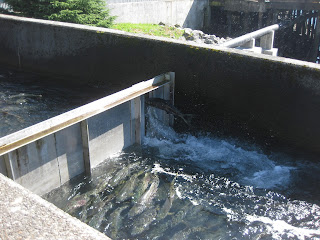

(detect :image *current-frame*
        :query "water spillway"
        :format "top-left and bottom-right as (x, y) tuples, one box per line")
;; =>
(0, 14), (320, 239)
(2, 68), (320, 239)
(1, 14), (320, 155)
(44, 107), (320, 239)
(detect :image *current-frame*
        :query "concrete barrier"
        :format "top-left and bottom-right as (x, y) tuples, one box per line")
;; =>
(0, 72), (175, 195)
(0, 173), (111, 240)
(107, 0), (209, 29)
(0, 14), (320, 155)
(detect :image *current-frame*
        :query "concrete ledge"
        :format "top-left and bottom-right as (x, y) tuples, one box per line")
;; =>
(0, 173), (110, 240)
(1, 14), (320, 154)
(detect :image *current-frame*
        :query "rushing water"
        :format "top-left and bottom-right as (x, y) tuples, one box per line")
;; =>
(0, 67), (110, 137)
(44, 108), (320, 240)
(2, 66), (319, 240)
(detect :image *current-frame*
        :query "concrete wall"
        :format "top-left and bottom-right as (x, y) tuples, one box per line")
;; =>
(107, 0), (209, 29)
(1, 102), (137, 196)
(0, 71), (173, 195)
(0, 173), (111, 240)
(1, 14), (320, 155)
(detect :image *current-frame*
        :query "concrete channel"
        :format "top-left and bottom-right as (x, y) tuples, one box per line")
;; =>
(0, 72), (174, 195)
(0, 71), (174, 239)
(1, 13), (320, 238)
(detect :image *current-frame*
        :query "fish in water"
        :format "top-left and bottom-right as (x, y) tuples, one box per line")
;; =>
(145, 98), (193, 127)
(108, 166), (130, 188)
(7, 93), (42, 100)
(131, 207), (158, 236)
(171, 226), (208, 240)
(106, 204), (129, 239)
(115, 170), (141, 203)
(132, 171), (152, 202)
(128, 174), (160, 218)
(157, 174), (177, 220)
(88, 202), (113, 229)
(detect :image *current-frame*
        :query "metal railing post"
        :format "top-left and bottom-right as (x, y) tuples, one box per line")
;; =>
(260, 30), (274, 50)
(220, 24), (279, 56)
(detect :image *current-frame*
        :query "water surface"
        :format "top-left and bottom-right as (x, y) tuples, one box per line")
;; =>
(0, 67), (110, 137)
(45, 108), (320, 240)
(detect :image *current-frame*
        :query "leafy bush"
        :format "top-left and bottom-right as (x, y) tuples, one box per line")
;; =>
(4, 0), (115, 27)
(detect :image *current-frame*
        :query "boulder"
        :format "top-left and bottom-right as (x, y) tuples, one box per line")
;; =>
(183, 28), (194, 40)
(204, 38), (214, 44)
(192, 30), (204, 39)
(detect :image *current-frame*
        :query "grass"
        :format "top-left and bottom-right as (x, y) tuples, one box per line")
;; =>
(111, 23), (184, 39)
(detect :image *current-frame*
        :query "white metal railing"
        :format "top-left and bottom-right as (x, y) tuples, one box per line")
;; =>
(220, 24), (279, 56)
(0, 2), (10, 10)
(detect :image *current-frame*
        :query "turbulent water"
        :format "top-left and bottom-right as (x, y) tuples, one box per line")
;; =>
(2, 67), (319, 239)
(45, 108), (320, 240)
(0, 67), (109, 137)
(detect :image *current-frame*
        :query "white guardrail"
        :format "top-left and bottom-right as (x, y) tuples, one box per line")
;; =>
(220, 24), (279, 56)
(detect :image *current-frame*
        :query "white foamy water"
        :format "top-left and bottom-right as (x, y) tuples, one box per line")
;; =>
(144, 108), (295, 190)
(45, 105), (320, 240)
(150, 160), (320, 240)
(245, 214), (320, 239)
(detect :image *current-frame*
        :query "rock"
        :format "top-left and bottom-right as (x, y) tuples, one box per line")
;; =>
(159, 22), (165, 26)
(209, 35), (217, 40)
(204, 38), (213, 44)
(192, 30), (204, 39)
(175, 25), (231, 45)
(183, 28), (194, 40)
(195, 38), (203, 44)
(203, 34), (210, 39)
(213, 38), (219, 44)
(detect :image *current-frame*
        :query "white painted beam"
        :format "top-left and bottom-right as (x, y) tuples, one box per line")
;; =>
(0, 73), (172, 156)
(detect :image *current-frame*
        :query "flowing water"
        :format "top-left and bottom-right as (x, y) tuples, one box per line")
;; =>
(44, 108), (320, 240)
(1, 67), (319, 240)
(0, 67), (110, 137)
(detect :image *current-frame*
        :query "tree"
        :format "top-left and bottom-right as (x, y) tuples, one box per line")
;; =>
(3, 0), (115, 28)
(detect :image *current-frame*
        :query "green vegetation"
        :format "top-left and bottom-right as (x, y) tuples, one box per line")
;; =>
(1, 1), (182, 38)
(111, 23), (184, 39)
(3, 0), (115, 28)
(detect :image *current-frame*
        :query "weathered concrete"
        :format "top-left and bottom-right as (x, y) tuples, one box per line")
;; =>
(107, 0), (209, 29)
(0, 14), (320, 155)
(0, 173), (111, 240)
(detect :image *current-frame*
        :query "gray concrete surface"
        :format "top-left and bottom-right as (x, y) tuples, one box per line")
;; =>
(0, 14), (320, 155)
(0, 173), (110, 240)
(107, 0), (209, 29)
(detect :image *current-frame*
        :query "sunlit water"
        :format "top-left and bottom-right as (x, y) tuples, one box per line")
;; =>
(44, 108), (320, 240)
(2, 66), (319, 240)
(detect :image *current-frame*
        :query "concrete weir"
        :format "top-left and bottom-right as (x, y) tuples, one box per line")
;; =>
(0, 13), (320, 238)
(0, 72), (174, 195)
(0, 72), (174, 239)
(1, 14), (320, 155)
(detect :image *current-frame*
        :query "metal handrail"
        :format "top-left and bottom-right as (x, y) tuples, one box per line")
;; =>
(0, 73), (173, 156)
(220, 24), (280, 48)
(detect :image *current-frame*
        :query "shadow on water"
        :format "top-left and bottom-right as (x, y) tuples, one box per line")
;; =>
(0, 66), (113, 137)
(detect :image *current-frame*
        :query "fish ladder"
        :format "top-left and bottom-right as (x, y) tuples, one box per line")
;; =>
(0, 72), (175, 196)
